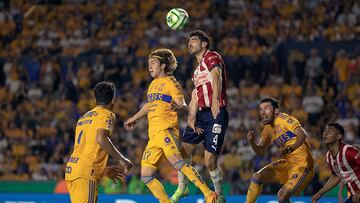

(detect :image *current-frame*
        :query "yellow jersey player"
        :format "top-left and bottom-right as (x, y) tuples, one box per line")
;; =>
(65, 82), (133, 203)
(124, 48), (218, 203)
(246, 97), (314, 203)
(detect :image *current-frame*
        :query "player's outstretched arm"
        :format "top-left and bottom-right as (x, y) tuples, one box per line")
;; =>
(124, 103), (148, 130)
(312, 174), (342, 203)
(96, 128), (133, 173)
(247, 130), (269, 156)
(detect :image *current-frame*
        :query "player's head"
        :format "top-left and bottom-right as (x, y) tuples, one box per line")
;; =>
(259, 97), (280, 125)
(148, 48), (177, 78)
(188, 30), (211, 55)
(323, 122), (344, 145)
(94, 82), (116, 109)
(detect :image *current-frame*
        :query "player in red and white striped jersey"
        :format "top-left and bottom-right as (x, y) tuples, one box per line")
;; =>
(191, 43), (227, 109)
(313, 123), (360, 203)
(171, 30), (229, 203)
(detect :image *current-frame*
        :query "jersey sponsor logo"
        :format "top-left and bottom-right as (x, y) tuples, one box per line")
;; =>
(273, 131), (296, 147)
(212, 123), (222, 134)
(194, 72), (210, 87)
(147, 93), (172, 103)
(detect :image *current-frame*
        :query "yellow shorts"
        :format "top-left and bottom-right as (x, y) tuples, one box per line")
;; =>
(66, 178), (98, 203)
(268, 159), (314, 195)
(141, 128), (181, 169)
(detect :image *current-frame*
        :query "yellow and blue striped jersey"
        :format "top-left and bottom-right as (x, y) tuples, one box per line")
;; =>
(147, 76), (184, 138)
(65, 106), (115, 181)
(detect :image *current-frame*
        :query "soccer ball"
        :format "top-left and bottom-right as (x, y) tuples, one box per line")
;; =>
(166, 8), (189, 30)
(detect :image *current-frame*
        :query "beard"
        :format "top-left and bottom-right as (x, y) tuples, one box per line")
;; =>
(262, 111), (275, 125)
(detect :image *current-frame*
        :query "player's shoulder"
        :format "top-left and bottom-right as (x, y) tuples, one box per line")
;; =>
(166, 76), (182, 90)
(204, 51), (222, 61)
(344, 144), (360, 157)
(94, 107), (115, 119)
(262, 124), (273, 134)
(278, 113), (299, 124)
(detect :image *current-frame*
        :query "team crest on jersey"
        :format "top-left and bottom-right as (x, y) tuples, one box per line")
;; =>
(164, 137), (171, 145)
(292, 174), (298, 179)
(287, 119), (293, 123)
(158, 83), (165, 91)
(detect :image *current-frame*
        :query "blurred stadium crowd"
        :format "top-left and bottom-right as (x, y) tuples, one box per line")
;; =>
(0, 0), (359, 195)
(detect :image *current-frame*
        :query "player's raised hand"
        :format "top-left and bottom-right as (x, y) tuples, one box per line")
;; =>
(121, 158), (133, 174)
(246, 130), (255, 142)
(104, 166), (126, 184)
(124, 117), (136, 130)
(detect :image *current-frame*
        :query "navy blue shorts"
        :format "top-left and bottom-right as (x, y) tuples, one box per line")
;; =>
(182, 107), (229, 155)
(345, 196), (353, 203)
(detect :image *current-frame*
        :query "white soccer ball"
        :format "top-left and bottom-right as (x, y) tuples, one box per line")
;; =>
(166, 8), (189, 31)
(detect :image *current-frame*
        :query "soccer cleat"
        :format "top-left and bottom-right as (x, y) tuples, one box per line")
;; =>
(216, 194), (226, 203)
(170, 186), (190, 203)
(205, 192), (219, 203)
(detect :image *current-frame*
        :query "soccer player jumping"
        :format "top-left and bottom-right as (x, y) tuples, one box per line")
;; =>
(125, 48), (218, 203)
(171, 30), (229, 203)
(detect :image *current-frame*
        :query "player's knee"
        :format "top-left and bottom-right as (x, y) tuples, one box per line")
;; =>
(204, 155), (217, 170)
(252, 171), (263, 182)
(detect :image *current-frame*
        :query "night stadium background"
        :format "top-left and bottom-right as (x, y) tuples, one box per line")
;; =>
(0, 0), (359, 202)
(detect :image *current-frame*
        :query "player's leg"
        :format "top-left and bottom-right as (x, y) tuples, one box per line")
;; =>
(163, 128), (217, 202)
(172, 125), (204, 202)
(246, 159), (288, 203)
(176, 142), (195, 189)
(141, 140), (170, 203)
(278, 165), (315, 202)
(141, 166), (170, 203)
(66, 178), (98, 203)
(203, 107), (229, 202)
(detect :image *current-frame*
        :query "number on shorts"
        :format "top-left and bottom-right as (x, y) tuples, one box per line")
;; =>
(213, 134), (218, 146)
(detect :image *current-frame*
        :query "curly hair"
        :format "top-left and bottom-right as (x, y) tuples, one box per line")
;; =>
(148, 48), (177, 75)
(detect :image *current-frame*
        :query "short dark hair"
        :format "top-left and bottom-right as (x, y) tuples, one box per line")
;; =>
(259, 97), (280, 109)
(94, 82), (116, 105)
(189, 30), (211, 49)
(327, 122), (345, 138)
